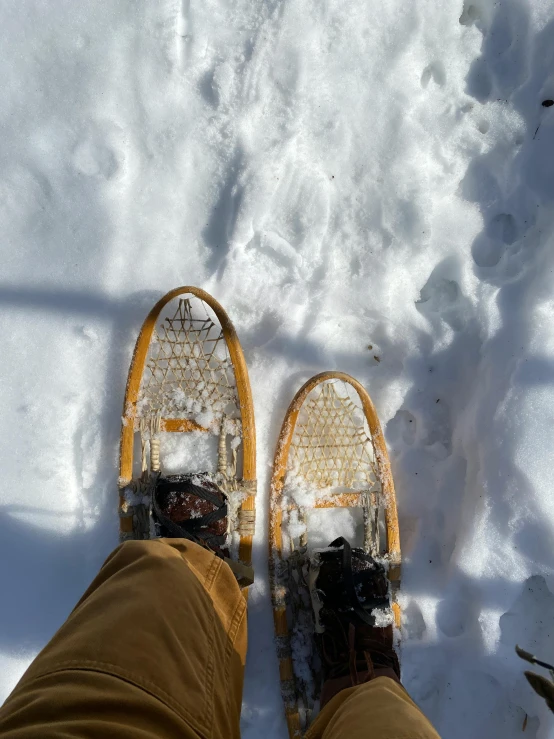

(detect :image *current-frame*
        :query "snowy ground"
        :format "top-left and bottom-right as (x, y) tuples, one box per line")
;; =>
(2, 0), (554, 736)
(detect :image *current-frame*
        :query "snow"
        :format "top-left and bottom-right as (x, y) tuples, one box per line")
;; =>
(282, 474), (316, 510)
(1, 0), (554, 737)
(372, 607), (394, 629)
(307, 507), (363, 551)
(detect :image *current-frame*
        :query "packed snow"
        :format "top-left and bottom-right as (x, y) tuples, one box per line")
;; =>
(2, 0), (554, 737)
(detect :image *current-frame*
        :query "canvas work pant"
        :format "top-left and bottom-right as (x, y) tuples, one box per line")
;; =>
(0, 539), (440, 739)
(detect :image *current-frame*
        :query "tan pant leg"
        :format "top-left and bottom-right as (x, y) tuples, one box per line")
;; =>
(306, 677), (441, 739)
(0, 539), (247, 739)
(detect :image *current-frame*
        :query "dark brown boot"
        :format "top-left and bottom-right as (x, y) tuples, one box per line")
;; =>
(312, 537), (400, 706)
(153, 473), (229, 555)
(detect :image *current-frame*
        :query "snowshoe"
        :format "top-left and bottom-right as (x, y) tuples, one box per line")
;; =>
(269, 372), (401, 737)
(118, 287), (256, 589)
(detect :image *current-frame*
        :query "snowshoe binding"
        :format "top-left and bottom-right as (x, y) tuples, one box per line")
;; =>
(311, 537), (400, 707)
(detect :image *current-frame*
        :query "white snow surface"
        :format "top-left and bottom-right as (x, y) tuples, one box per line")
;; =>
(2, 0), (554, 737)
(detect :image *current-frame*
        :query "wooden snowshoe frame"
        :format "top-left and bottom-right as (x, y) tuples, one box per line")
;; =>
(269, 372), (401, 738)
(118, 286), (256, 577)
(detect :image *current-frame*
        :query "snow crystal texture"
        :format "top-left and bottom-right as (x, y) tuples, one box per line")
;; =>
(1, 0), (554, 737)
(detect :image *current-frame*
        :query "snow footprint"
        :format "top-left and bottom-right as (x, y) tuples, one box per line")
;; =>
(459, 3), (481, 27)
(466, 59), (492, 103)
(418, 276), (459, 310)
(199, 66), (219, 108)
(256, 158), (331, 282)
(436, 588), (480, 638)
(472, 212), (518, 268)
(476, 119), (490, 134)
(500, 575), (554, 659)
(424, 398), (452, 454)
(487, 212), (518, 245)
(420, 62), (446, 90)
(71, 124), (124, 181)
(387, 409), (417, 447)
(416, 269), (467, 332)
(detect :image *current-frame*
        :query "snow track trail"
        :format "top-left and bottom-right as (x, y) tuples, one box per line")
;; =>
(1, 1), (554, 737)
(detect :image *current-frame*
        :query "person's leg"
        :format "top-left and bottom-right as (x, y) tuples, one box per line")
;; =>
(0, 538), (247, 739)
(306, 677), (440, 739)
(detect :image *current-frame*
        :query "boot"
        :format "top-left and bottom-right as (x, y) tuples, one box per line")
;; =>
(311, 537), (400, 706)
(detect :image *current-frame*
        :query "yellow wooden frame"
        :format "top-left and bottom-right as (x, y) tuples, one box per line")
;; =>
(269, 371), (401, 738)
(118, 286), (256, 570)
